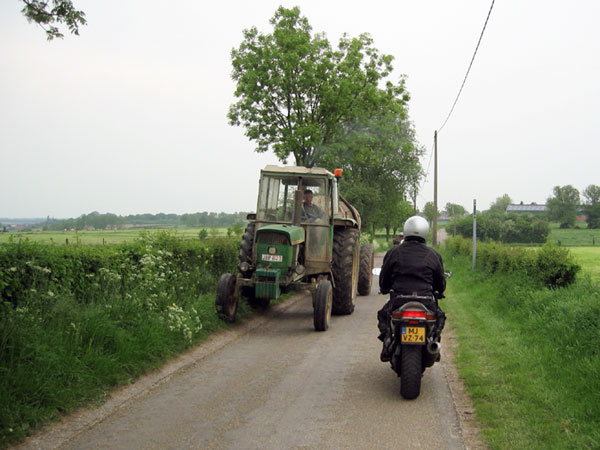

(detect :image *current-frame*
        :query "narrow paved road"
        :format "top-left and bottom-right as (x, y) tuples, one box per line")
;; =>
(20, 254), (468, 450)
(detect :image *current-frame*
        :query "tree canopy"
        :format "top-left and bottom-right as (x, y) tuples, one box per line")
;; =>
(456, 211), (549, 244)
(422, 202), (435, 223)
(547, 185), (580, 228)
(20, 0), (86, 40)
(583, 184), (600, 229)
(229, 6), (410, 168)
(488, 194), (512, 215)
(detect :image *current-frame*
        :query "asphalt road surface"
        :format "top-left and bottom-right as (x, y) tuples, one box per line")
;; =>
(19, 254), (470, 450)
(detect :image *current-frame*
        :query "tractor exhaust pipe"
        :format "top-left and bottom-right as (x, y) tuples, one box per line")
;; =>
(426, 340), (441, 355)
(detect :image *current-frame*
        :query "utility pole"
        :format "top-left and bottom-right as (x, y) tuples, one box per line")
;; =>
(432, 130), (438, 246)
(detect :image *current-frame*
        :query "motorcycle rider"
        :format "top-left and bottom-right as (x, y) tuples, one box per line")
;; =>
(392, 231), (404, 246)
(377, 215), (447, 361)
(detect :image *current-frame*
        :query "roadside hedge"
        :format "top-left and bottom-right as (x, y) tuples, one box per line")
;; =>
(445, 236), (580, 288)
(456, 212), (549, 244)
(0, 231), (237, 307)
(0, 232), (238, 447)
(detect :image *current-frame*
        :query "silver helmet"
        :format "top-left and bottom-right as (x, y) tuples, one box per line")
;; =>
(403, 216), (429, 240)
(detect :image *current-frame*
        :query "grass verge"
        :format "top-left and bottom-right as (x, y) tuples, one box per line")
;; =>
(441, 251), (600, 449)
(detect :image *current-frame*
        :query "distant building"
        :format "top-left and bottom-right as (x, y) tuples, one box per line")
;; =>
(506, 203), (547, 214)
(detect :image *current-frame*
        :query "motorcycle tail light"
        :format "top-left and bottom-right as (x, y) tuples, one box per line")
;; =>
(426, 312), (436, 321)
(400, 310), (426, 319)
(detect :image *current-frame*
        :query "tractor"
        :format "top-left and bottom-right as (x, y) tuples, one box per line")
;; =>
(215, 165), (374, 331)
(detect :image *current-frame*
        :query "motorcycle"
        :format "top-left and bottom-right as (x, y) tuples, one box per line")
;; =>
(381, 271), (451, 400)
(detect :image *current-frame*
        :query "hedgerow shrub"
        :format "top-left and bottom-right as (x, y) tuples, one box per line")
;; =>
(0, 231), (237, 307)
(444, 236), (580, 288)
(456, 212), (549, 243)
(0, 232), (239, 447)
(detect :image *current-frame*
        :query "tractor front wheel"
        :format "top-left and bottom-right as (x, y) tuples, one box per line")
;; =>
(238, 222), (255, 278)
(313, 279), (332, 331)
(216, 273), (238, 322)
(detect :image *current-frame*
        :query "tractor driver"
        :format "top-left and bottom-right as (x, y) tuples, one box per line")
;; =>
(302, 189), (323, 222)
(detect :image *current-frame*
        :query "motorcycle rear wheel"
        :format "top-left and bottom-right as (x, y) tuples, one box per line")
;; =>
(400, 345), (422, 400)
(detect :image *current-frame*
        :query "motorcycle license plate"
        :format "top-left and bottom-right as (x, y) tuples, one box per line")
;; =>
(401, 326), (425, 344)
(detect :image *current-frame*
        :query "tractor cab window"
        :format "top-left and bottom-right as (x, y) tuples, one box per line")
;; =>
(257, 175), (330, 225)
(301, 181), (328, 225)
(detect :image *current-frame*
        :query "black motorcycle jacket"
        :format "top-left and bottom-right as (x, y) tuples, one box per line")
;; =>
(379, 236), (446, 297)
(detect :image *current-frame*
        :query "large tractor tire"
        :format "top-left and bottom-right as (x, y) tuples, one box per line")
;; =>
(400, 345), (423, 400)
(313, 279), (332, 332)
(237, 222), (269, 309)
(332, 227), (359, 315)
(215, 273), (238, 323)
(357, 243), (374, 296)
(238, 222), (255, 278)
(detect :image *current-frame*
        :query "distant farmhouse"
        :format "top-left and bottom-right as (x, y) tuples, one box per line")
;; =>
(506, 202), (586, 222)
(506, 203), (547, 214)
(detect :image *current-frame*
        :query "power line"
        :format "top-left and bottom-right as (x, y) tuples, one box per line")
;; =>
(438, 0), (496, 133)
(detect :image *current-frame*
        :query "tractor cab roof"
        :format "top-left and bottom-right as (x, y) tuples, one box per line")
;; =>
(261, 165), (335, 178)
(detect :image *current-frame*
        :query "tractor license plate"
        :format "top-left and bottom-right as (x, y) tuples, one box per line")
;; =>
(401, 326), (425, 344)
(261, 254), (283, 262)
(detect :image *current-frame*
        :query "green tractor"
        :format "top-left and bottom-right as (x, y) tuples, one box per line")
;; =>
(216, 165), (374, 331)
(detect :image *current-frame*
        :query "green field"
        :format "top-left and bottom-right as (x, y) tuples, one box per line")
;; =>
(0, 228), (229, 245)
(569, 246), (600, 283)
(548, 222), (600, 246)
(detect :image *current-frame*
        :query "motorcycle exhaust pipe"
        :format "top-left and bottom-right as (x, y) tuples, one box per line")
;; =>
(426, 340), (441, 355)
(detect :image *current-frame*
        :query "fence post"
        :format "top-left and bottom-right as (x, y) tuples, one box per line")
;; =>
(472, 199), (477, 270)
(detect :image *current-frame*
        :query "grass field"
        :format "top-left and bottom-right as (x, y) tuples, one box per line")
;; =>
(569, 247), (600, 283)
(0, 228), (229, 245)
(548, 222), (600, 246)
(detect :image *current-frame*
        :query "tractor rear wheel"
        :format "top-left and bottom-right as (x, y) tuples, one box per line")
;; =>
(358, 243), (374, 296)
(216, 273), (238, 322)
(313, 279), (332, 331)
(332, 227), (359, 315)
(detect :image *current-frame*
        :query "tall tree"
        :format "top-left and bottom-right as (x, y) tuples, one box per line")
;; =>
(375, 195), (413, 241)
(583, 184), (600, 229)
(229, 6), (423, 229)
(583, 185), (600, 205)
(20, 0), (86, 40)
(547, 185), (580, 228)
(422, 201), (435, 223)
(445, 202), (467, 237)
(488, 194), (512, 214)
(321, 112), (423, 231)
(228, 6), (411, 168)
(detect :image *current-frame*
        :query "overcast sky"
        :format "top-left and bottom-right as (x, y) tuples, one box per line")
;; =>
(1, 0), (599, 219)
